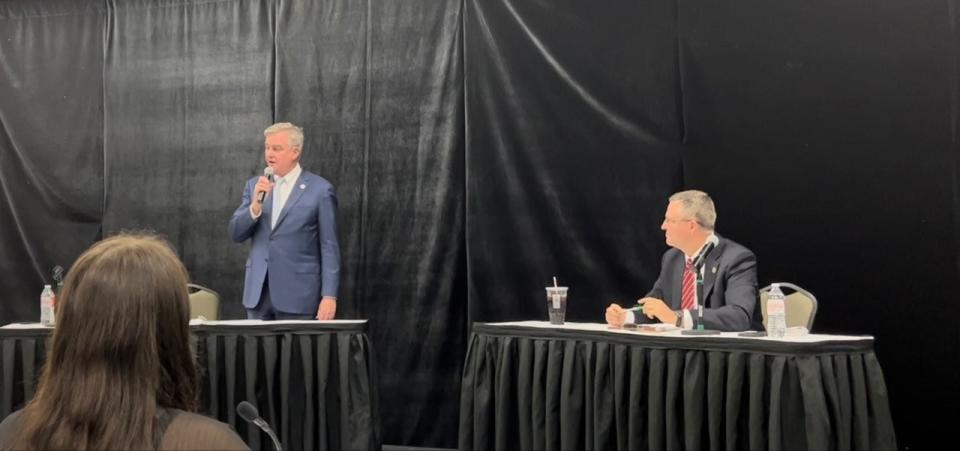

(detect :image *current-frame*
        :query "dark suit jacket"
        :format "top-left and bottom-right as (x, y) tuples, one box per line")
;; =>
(228, 170), (340, 314)
(636, 234), (759, 331)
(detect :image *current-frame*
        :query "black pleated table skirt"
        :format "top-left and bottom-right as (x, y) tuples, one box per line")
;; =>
(459, 321), (895, 451)
(0, 320), (380, 451)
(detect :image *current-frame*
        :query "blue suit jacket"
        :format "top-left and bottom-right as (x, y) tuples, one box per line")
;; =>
(638, 234), (760, 331)
(228, 170), (340, 314)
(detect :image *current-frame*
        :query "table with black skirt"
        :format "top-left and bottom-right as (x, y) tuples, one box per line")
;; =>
(459, 321), (895, 450)
(0, 319), (379, 451)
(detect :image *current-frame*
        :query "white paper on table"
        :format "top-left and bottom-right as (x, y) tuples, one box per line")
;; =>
(0, 322), (47, 329)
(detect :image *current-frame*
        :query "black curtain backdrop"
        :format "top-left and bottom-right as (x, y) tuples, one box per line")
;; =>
(464, 0), (683, 326)
(0, 0), (956, 448)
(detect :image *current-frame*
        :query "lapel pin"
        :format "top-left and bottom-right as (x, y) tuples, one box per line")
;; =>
(711, 266), (717, 274)
(300, 184), (306, 189)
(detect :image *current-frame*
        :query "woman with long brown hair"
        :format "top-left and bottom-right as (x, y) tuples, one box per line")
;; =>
(0, 234), (248, 450)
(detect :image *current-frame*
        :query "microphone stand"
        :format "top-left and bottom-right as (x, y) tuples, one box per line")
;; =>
(681, 242), (720, 336)
(254, 418), (283, 451)
(236, 402), (282, 451)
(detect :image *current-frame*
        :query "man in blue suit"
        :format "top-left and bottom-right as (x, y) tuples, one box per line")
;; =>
(605, 190), (759, 331)
(229, 122), (340, 320)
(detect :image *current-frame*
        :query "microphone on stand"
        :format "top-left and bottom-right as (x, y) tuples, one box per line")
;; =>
(51, 265), (65, 296)
(691, 234), (719, 270)
(256, 167), (275, 203)
(52, 265), (64, 284)
(236, 401), (282, 451)
(682, 234), (721, 335)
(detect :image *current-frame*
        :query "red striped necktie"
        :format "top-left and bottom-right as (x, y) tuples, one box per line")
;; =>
(681, 258), (695, 310)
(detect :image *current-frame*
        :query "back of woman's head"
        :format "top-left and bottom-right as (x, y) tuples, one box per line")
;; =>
(11, 233), (199, 450)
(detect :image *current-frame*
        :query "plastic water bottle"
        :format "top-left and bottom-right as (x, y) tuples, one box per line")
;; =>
(40, 284), (56, 327)
(767, 283), (786, 338)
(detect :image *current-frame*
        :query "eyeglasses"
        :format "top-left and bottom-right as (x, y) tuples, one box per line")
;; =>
(662, 217), (696, 225)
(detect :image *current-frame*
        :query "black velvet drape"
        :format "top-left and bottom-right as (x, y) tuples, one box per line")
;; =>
(0, 0), (105, 324)
(674, 2), (960, 448)
(1, 0), (956, 448)
(464, 0), (682, 326)
(1, 0), (464, 447)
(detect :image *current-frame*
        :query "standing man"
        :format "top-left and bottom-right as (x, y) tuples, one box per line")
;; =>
(606, 190), (759, 331)
(229, 123), (340, 320)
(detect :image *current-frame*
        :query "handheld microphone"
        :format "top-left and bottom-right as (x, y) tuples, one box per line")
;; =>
(256, 167), (275, 203)
(236, 401), (282, 451)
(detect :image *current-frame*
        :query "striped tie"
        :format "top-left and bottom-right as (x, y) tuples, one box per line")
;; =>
(681, 258), (695, 310)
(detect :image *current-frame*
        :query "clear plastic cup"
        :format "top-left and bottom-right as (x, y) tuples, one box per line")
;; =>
(545, 286), (568, 325)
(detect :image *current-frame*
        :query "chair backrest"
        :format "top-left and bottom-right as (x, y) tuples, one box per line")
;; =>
(759, 282), (817, 330)
(187, 283), (220, 320)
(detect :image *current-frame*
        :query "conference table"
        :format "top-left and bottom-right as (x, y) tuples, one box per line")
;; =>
(0, 319), (379, 451)
(459, 321), (896, 450)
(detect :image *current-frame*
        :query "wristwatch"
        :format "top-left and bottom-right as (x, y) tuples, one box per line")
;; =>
(674, 310), (683, 327)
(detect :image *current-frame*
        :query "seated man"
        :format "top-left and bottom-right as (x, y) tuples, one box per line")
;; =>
(606, 190), (759, 331)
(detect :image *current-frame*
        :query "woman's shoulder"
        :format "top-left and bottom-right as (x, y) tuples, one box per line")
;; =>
(0, 409), (24, 447)
(161, 410), (250, 451)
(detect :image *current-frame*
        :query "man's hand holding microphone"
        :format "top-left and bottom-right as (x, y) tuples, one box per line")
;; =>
(250, 167), (275, 217)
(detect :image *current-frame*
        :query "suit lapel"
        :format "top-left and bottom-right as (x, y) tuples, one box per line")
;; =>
(701, 239), (724, 305)
(272, 173), (308, 233)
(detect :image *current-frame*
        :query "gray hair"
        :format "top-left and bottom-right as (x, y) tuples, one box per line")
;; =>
(263, 122), (304, 148)
(669, 190), (716, 230)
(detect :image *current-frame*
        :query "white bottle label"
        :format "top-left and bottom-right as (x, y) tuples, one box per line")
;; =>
(768, 301), (784, 315)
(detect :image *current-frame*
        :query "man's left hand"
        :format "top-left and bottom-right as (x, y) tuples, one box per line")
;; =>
(316, 297), (337, 320)
(638, 297), (677, 325)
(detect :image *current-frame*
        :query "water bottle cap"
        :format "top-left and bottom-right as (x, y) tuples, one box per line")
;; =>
(44, 284), (52, 289)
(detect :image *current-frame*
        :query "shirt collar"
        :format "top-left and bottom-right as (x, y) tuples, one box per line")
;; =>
(276, 164), (302, 185)
(685, 232), (718, 261)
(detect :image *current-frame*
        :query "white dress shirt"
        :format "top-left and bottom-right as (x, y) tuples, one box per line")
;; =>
(249, 164), (303, 230)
